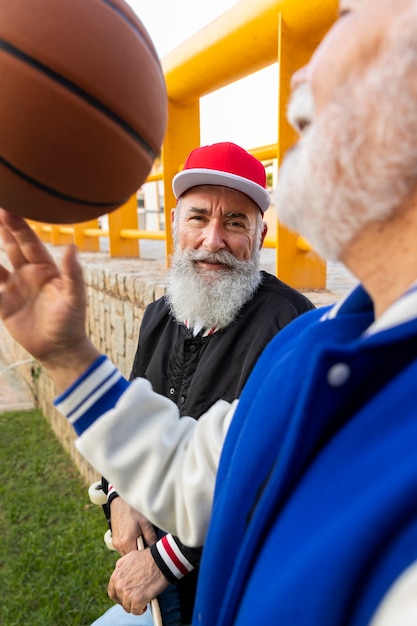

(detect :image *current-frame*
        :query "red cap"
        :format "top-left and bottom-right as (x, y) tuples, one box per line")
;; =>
(172, 142), (270, 213)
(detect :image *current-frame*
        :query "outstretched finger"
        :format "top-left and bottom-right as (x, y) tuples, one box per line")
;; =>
(0, 209), (57, 270)
(0, 212), (28, 270)
(61, 243), (87, 308)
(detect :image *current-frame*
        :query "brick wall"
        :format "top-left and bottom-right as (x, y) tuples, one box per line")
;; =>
(0, 245), (169, 485)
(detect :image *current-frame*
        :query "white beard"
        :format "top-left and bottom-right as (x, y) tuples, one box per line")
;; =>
(274, 12), (417, 262)
(167, 247), (262, 330)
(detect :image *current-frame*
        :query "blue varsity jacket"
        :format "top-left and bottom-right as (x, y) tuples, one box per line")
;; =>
(194, 284), (417, 625)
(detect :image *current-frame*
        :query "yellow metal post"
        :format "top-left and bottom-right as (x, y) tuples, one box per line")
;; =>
(275, 12), (324, 288)
(108, 195), (139, 257)
(50, 224), (73, 246)
(274, 2), (337, 289)
(162, 98), (200, 263)
(73, 219), (100, 252)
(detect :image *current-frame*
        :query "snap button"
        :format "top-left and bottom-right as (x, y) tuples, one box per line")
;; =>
(179, 396), (185, 405)
(169, 388), (175, 395)
(327, 363), (351, 387)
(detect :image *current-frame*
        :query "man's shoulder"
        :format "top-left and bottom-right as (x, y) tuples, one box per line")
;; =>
(256, 271), (315, 312)
(144, 295), (169, 315)
(141, 295), (173, 330)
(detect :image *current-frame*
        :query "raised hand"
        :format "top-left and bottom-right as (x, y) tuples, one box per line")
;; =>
(0, 209), (99, 390)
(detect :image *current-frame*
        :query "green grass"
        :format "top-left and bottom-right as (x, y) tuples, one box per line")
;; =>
(0, 409), (119, 625)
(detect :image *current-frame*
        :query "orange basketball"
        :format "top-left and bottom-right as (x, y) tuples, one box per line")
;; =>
(0, 0), (167, 223)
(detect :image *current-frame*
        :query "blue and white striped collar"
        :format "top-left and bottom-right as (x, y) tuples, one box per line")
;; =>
(321, 280), (417, 337)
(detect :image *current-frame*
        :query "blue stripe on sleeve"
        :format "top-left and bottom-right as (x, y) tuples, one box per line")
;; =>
(70, 375), (130, 435)
(53, 355), (130, 436)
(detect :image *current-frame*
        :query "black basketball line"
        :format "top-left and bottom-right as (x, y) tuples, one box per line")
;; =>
(0, 39), (157, 161)
(102, 0), (164, 79)
(0, 153), (128, 207)
(101, 0), (149, 42)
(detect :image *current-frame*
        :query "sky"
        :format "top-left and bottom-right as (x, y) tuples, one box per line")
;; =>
(125, 0), (278, 150)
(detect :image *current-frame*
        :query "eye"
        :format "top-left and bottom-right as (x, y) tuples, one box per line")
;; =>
(339, 8), (351, 17)
(227, 220), (246, 230)
(338, 0), (361, 17)
(188, 214), (205, 223)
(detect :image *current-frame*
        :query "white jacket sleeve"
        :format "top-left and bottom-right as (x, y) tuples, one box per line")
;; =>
(54, 355), (236, 546)
(369, 561), (417, 626)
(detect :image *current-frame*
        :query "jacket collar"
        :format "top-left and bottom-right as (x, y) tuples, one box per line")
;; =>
(322, 280), (417, 337)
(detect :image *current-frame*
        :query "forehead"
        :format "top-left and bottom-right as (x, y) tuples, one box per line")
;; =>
(180, 186), (260, 216)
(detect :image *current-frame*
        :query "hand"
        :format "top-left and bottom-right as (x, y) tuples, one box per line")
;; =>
(108, 547), (170, 615)
(110, 498), (157, 555)
(0, 209), (99, 390)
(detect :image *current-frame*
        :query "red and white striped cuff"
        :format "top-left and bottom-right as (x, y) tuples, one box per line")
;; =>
(155, 534), (195, 579)
(107, 483), (119, 504)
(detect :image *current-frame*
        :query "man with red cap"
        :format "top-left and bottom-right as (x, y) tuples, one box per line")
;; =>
(91, 142), (314, 625)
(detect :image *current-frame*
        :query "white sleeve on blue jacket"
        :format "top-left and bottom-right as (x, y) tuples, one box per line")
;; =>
(54, 355), (237, 547)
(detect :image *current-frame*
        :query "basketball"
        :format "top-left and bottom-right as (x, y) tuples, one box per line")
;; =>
(0, 0), (167, 224)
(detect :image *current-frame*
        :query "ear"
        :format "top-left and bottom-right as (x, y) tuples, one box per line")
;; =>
(171, 207), (176, 225)
(259, 221), (268, 248)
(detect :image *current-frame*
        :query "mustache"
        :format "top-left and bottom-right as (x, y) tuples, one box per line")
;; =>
(286, 82), (315, 135)
(185, 248), (247, 270)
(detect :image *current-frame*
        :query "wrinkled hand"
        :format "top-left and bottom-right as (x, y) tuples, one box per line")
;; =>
(108, 546), (170, 615)
(0, 209), (99, 390)
(110, 498), (157, 555)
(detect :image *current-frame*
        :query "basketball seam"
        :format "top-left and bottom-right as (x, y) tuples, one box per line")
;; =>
(0, 153), (128, 208)
(102, 0), (163, 68)
(0, 39), (157, 161)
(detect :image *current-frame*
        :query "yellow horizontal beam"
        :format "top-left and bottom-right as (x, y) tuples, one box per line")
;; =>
(120, 229), (165, 241)
(162, 0), (336, 102)
(249, 144), (279, 162)
(146, 172), (163, 183)
(83, 228), (106, 238)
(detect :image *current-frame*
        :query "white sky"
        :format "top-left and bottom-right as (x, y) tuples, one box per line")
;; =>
(125, 0), (278, 150)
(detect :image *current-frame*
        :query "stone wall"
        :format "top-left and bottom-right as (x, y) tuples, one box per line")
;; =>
(0, 245), (169, 485)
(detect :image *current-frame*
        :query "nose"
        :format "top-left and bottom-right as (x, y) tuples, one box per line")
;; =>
(290, 63), (310, 91)
(202, 222), (226, 252)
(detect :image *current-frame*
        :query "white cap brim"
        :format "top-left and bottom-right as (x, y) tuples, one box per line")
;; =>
(172, 168), (270, 213)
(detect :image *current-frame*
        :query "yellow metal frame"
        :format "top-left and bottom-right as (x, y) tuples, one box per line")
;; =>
(28, 0), (338, 290)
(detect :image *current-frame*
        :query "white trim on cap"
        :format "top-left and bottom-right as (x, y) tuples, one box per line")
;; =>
(172, 168), (271, 213)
